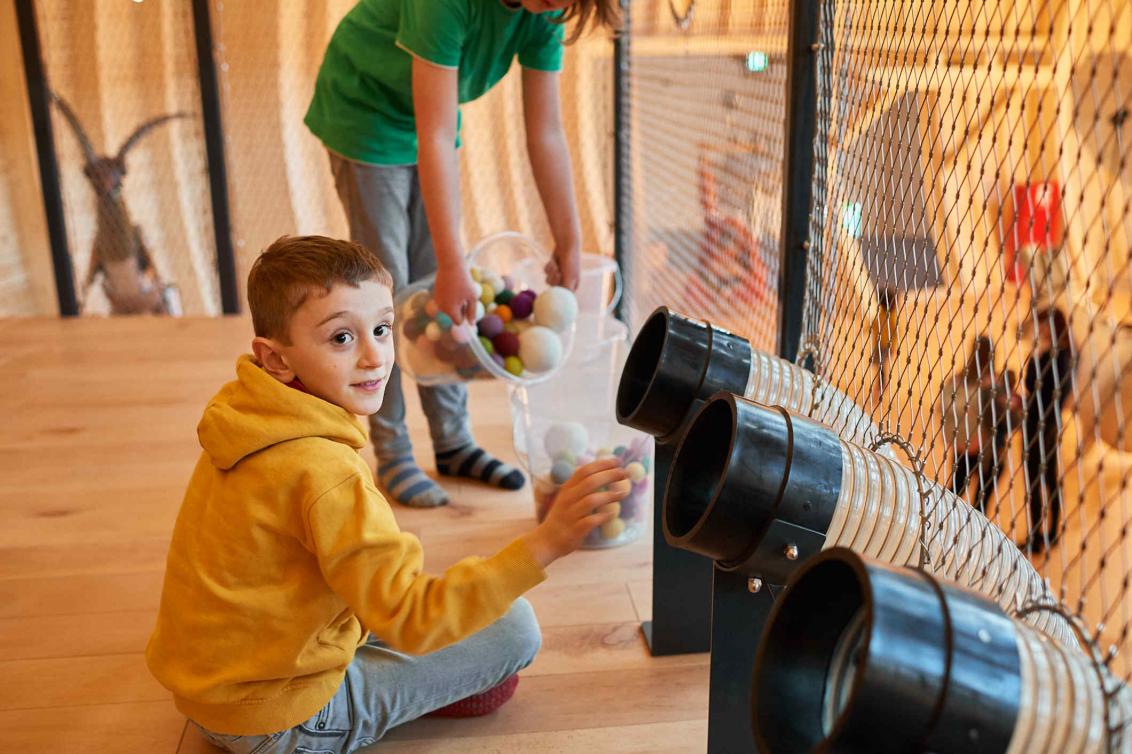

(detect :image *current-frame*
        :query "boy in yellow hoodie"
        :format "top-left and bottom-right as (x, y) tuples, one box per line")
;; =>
(146, 235), (628, 753)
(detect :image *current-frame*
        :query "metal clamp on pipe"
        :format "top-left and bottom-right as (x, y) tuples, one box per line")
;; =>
(663, 393), (842, 585)
(663, 392), (1078, 645)
(616, 306), (752, 442)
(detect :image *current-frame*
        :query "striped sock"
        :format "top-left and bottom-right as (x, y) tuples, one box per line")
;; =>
(377, 456), (449, 508)
(436, 444), (526, 491)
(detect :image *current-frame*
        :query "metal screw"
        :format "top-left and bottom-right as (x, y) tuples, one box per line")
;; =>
(784, 544), (799, 561)
(748, 577), (763, 593)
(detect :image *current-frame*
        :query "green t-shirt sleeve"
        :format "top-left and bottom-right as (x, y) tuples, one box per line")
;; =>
(396, 0), (468, 69)
(518, 16), (565, 71)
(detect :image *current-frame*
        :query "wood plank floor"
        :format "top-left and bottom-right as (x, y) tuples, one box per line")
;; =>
(0, 317), (708, 753)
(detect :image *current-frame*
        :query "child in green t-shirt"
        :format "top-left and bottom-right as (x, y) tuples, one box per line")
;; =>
(305, 0), (619, 509)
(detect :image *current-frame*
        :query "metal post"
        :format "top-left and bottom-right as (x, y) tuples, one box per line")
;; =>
(641, 441), (713, 656)
(612, 0), (630, 323)
(191, 0), (239, 314)
(706, 0), (822, 751)
(15, 0), (79, 317)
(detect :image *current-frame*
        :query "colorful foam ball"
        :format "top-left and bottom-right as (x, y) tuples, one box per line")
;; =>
(544, 422), (588, 458)
(504, 356), (524, 376)
(600, 518), (626, 540)
(642, 455), (651, 473)
(496, 304), (513, 323)
(553, 451), (577, 466)
(425, 322), (443, 342)
(470, 267), (483, 283)
(504, 323), (521, 335)
(478, 336), (494, 355)
(474, 301), (486, 321)
(509, 290), (536, 320)
(450, 323), (472, 344)
(479, 283), (496, 305)
(626, 462), (646, 483)
(495, 289), (515, 305)
(425, 299), (440, 318)
(492, 331), (520, 358)
(435, 312), (453, 331)
(550, 459), (575, 485)
(599, 502), (621, 518)
(519, 326), (563, 373)
(408, 290), (430, 315)
(402, 316), (425, 342)
(533, 286), (578, 332)
(491, 353), (506, 368)
(485, 272), (505, 293)
(477, 314), (504, 339)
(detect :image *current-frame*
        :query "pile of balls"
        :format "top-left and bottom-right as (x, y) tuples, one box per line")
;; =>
(398, 266), (578, 382)
(533, 422), (653, 547)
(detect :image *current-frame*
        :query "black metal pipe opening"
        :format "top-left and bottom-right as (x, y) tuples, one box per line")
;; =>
(664, 397), (736, 543)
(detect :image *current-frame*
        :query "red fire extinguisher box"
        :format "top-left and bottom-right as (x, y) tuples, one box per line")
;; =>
(1005, 181), (1062, 283)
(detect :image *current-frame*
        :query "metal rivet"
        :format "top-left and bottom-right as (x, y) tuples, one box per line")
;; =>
(784, 544), (799, 561)
(317, 722), (326, 730)
(748, 577), (763, 593)
(977, 628), (991, 643)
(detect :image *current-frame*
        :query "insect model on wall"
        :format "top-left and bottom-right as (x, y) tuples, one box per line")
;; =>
(51, 92), (188, 315)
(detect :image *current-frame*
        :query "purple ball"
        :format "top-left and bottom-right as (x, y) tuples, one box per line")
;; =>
(492, 331), (521, 357)
(509, 290), (536, 319)
(491, 352), (506, 367)
(477, 314), (504, 339)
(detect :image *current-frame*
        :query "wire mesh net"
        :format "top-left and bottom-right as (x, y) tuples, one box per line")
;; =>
(797, 0), (1132, 689)
(621, 0), (787, 351)
(33, 0), (220, 316)
(619, 0), (1132, 723)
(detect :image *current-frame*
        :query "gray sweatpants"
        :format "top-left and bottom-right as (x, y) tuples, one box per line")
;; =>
(329, 152), (474, 460)
(196, 599), (542, 753)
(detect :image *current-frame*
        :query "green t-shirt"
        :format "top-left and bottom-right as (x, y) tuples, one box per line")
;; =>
(305, 0), (565, 165)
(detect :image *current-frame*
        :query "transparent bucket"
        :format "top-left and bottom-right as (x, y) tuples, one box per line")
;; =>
(510, 316), (654, 549)
(512, 252), (622, 347)
(394, 232), (577, 387)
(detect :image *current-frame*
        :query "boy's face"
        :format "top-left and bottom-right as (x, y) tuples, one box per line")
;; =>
(255, 280), (395, 416)
(518, 0), (576, 12)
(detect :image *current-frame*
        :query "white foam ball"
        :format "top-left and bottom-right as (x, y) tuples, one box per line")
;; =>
(474, 301), (486, 321)
(544, 422), (588, 459)
(533, 286), (578, 333)
(518, 326), (562, 373)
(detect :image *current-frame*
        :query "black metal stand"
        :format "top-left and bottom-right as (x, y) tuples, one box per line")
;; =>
(707, 571), (775, 753)
(704, 0), (822, 749)
(641, 442), (713, 655)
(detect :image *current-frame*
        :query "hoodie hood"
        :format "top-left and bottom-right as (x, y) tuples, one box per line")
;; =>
(198, 355), (368, 470)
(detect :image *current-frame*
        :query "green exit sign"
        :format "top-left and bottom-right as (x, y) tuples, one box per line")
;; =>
(746, 51), (769, 72)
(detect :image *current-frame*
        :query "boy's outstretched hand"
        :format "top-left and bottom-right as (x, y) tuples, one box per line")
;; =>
(522, 458), (631, 568)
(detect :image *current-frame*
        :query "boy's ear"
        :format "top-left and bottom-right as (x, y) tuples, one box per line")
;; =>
(251, 337), (296, 383)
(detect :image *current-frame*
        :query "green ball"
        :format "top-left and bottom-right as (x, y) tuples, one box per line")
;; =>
(478, 336), (494, 354)
(504, 356), (524, 376)
(495, 289), (515, 305)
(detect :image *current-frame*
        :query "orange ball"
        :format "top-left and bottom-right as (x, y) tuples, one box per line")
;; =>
(496, 304), (513, 323)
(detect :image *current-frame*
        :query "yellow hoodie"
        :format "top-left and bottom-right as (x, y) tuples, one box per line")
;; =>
(146, 355), (546, 735)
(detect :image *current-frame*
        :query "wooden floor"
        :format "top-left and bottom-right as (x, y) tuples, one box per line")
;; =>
(0, 317), (708, 753)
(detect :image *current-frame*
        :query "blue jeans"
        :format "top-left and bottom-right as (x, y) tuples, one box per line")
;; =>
(196, 599), (541, 754)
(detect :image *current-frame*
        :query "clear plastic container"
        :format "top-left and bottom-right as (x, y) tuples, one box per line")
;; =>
(510, 316), (654, 548)
(394, 233), (577, 386)
(511, 252), (622, 346)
